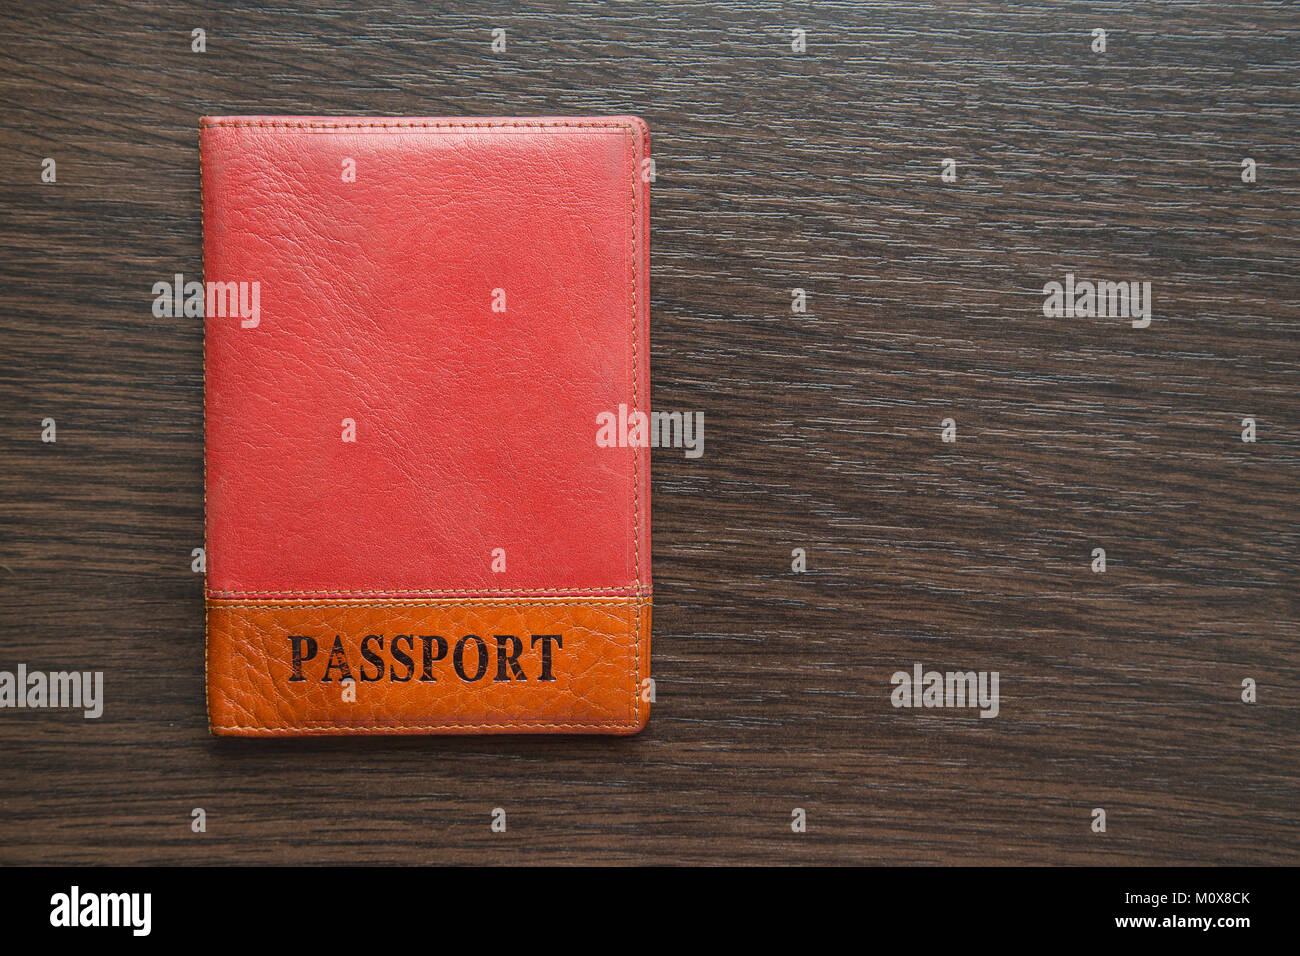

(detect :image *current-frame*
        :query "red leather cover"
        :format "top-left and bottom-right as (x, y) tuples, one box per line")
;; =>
(201, 116), (651, 735)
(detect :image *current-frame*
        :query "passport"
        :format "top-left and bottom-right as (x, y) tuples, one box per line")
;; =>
(200, 116), (652, 735)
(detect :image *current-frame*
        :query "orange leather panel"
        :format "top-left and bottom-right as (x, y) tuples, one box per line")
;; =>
(207, 599), (650, 736)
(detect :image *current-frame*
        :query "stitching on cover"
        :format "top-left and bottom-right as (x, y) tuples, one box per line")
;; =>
(629, 124), (640, 588)
(201, 118), (646, 596)
(632, 599), (641, 725)
(200, 127), (210, 719)
(213, 723), (640, 732)
(201, 120), (632, 130)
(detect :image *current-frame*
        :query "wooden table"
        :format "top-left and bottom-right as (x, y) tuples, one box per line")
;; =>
(1, 1), (1296, 865)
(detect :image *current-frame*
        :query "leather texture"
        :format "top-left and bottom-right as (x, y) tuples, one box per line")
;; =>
(201, 116), (651, 736)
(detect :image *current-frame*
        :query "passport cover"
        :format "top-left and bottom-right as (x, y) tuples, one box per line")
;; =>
(200, 116), (651, 736)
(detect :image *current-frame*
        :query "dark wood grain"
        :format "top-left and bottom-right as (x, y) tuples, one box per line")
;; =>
(0, 0), (1296, 865)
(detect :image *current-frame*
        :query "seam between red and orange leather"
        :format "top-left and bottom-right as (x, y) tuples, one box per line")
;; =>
(207, 587), (648, 597)
(205, 599), (645, 609)
(201, 117), (647, 598)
